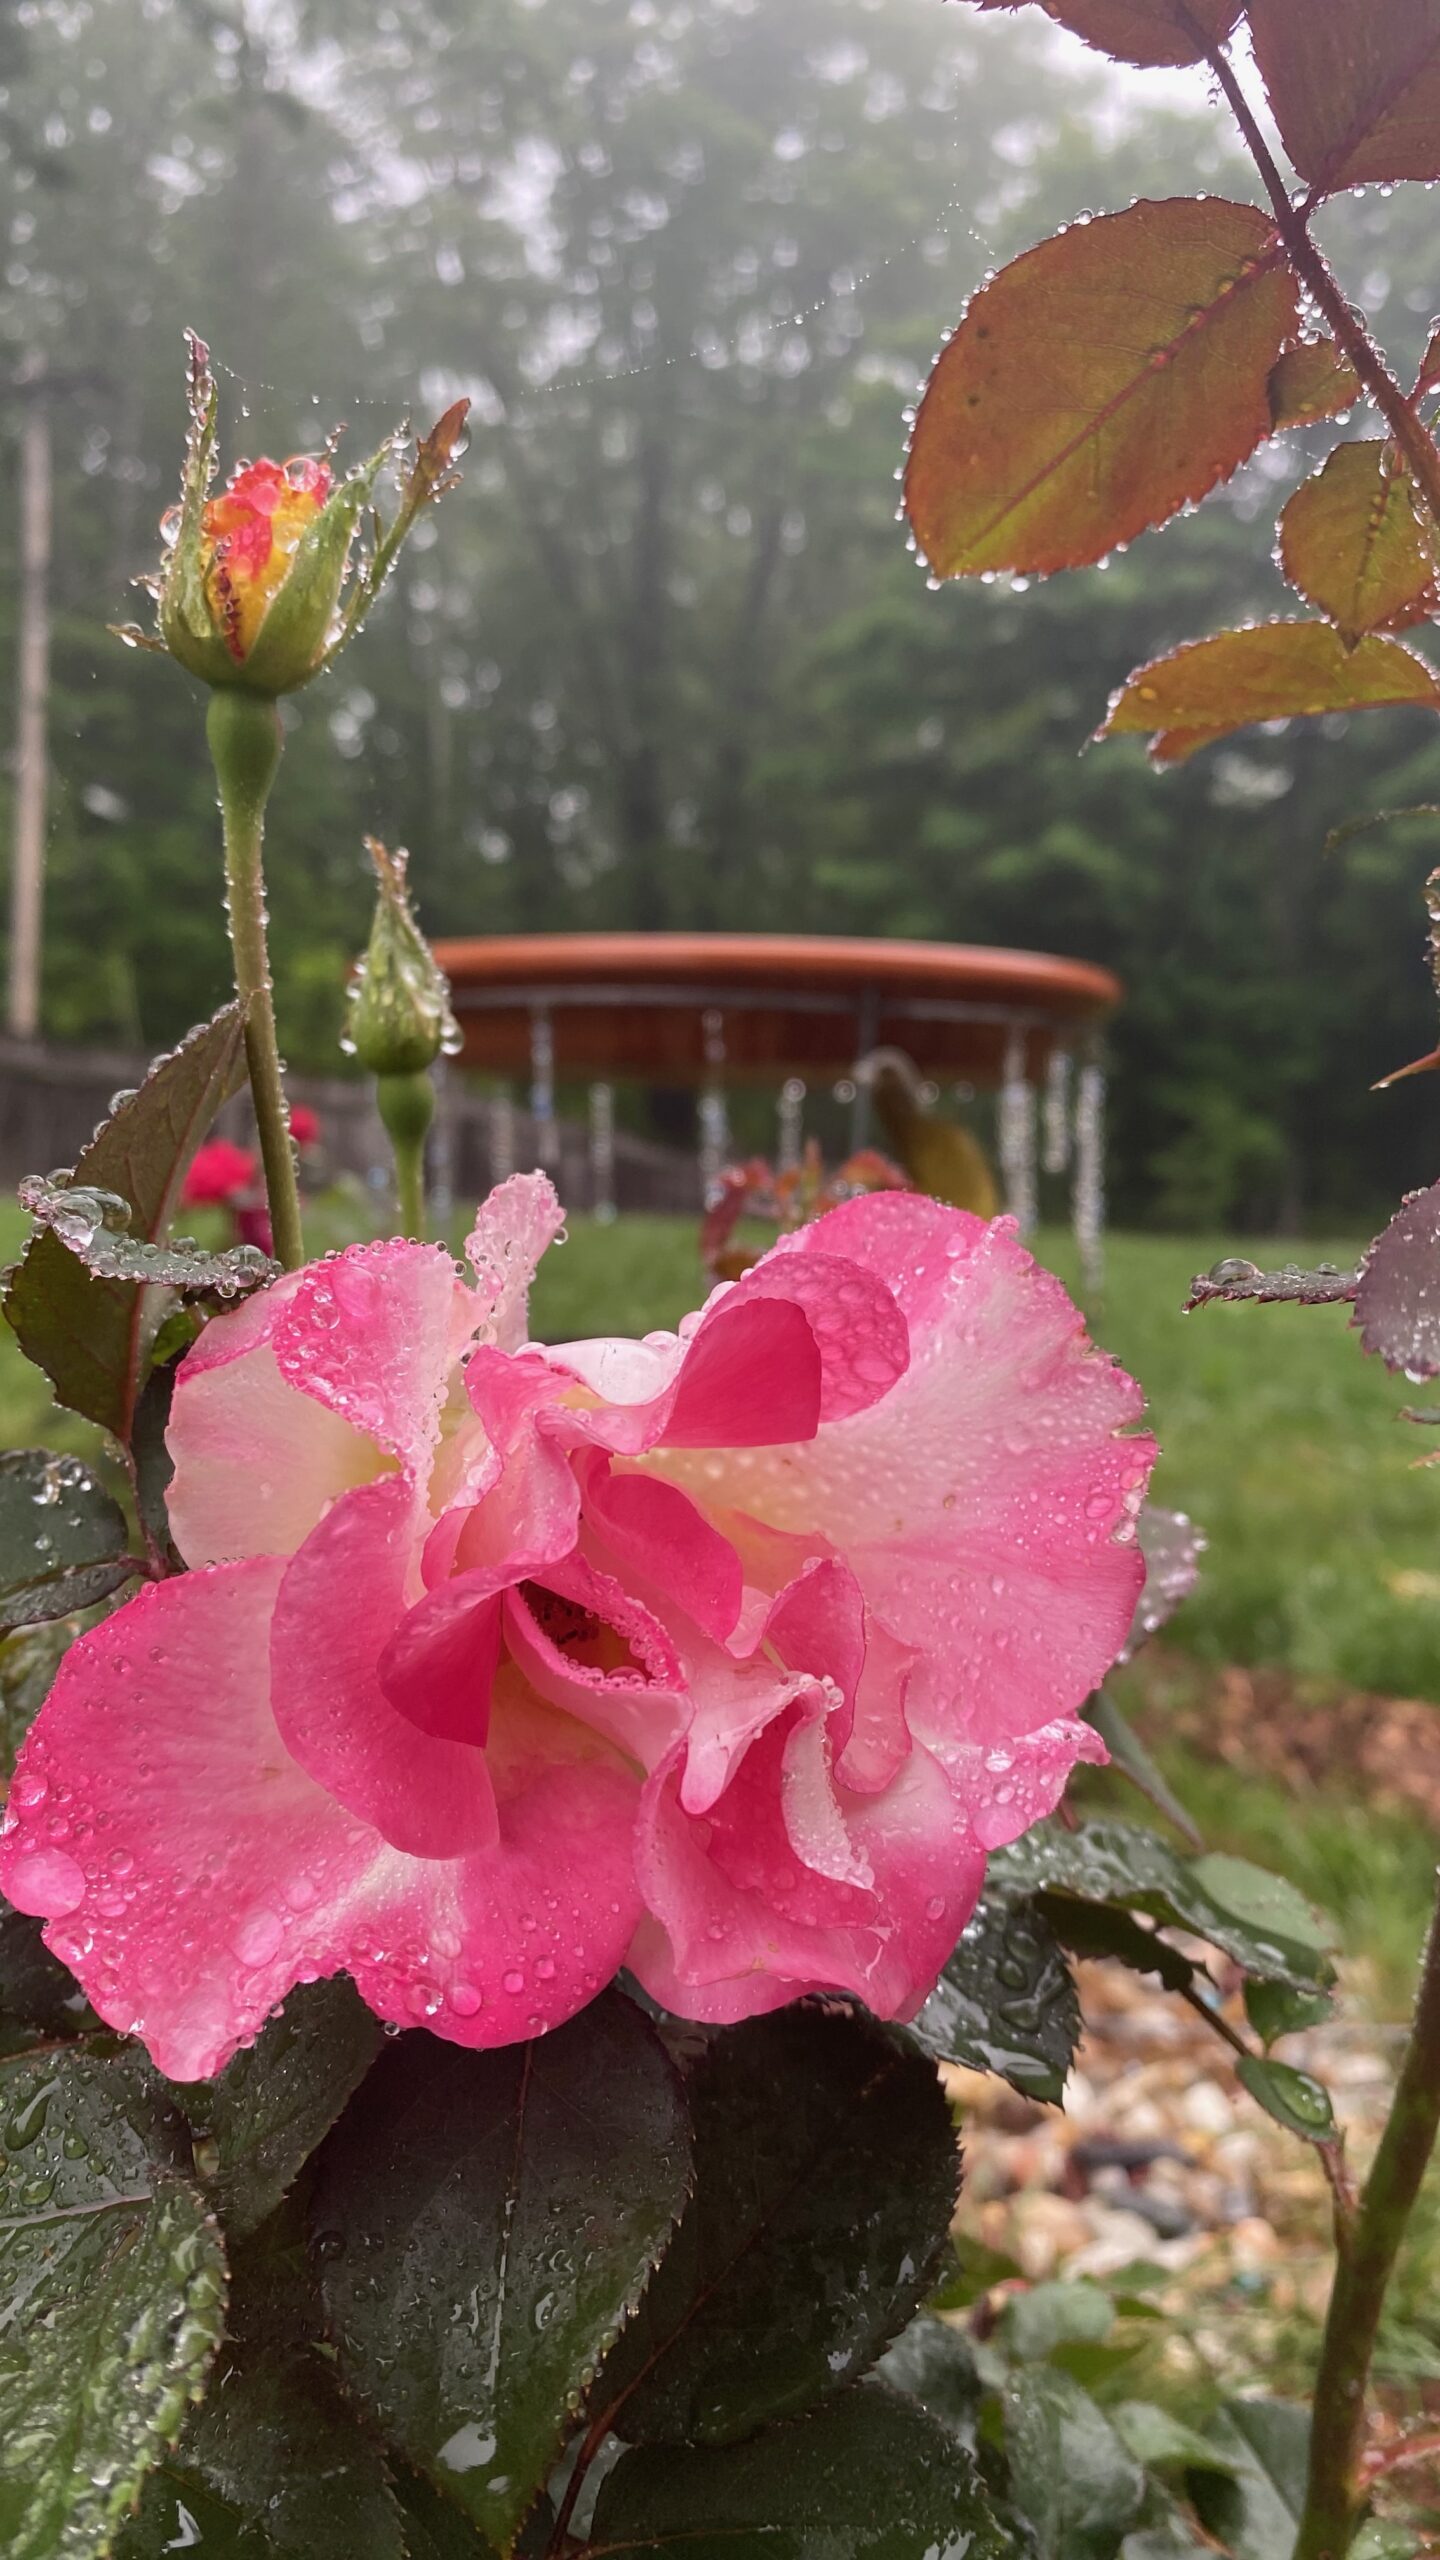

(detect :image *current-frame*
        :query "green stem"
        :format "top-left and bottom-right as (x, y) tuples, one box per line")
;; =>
(1295, 1878), (1440, 2560)
(377, 1068), (435, 1240)
(206, 689), (305, 1271)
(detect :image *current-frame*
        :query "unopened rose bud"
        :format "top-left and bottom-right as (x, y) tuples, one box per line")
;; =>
(118, 332), (469, 699)
(346, 837), (458, 1077)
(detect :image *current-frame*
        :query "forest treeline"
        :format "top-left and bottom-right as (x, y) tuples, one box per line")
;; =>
(4, 0), (1440, 1228)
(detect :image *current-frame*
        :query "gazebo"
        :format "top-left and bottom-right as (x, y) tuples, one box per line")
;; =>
(431, 931), (1120, 1276)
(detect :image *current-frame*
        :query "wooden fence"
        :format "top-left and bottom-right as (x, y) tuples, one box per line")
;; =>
(0, 1038), (700, 1220)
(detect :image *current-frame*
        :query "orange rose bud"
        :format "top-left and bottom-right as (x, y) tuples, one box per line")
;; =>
(117, 332), (469, 698)
(201, 455), (333, 663)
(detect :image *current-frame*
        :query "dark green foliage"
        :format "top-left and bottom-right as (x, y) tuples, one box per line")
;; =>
(0, 1616), (86, 1778)
(1188, 2399), (1312, 2560)
(115, 2211), (406, 2560)
(313, 1992), (692, 2549)
(1000, 2368), (1146, 2560)
(873, 2311), (983, 2442)
(589, 2381), (1016, 2560)
(1243, 1977), (1336, 2046)
(911, 1892), (1082, 2101)
(0, 2048), (227, 2560)
(995, 1819), (1335, 1994)
(0, 1901), (95, 2040)
(0, 1449), (134, 1636)
(595, 2005), (958, 2447)
(167, 1979), (383, 2238)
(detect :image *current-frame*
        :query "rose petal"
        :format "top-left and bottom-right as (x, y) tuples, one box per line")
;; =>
(579, 1450), (743, 1642)
(465, 1171), (566, 1350)
(168, 1278), (385, 1566)
(629, 1722), (981, 2024)
(275, 1239), (476, 1470)
(654, 1199), (1153, 1758)
(0, 1566), (642, 2078)
(272, 1476), (500, 1857)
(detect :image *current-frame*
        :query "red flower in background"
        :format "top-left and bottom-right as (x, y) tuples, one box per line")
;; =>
(183, 1138), (258, 1209)
(289, 1104), (321, 1148)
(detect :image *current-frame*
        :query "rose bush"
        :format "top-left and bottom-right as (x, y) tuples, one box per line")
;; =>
(0, 1173), (1151, 2080)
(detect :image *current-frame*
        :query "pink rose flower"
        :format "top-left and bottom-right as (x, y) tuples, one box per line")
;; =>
(0, 1178), (1153, 2079)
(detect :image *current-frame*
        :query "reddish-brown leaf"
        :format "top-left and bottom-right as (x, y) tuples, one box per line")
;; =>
(1248, 0), (1440, 193)
(965, 0), (1238, 69)
(1277, 442), (1439, 646)
(1417, 329), (1440, 398)
(1268, 337), (1361, 430)
(905, 198), (1296, 580)
(1101, 620), (1440, 765)
(1354, 1182), (1440, 1378)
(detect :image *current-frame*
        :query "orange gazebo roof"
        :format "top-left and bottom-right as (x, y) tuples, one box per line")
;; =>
(432, 932), (1119, 1085)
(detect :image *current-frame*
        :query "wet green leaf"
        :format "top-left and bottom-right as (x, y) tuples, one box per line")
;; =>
(1111, 2402), (1244, 2479)
(313, 1991), (691, 2552)
(598, 2005), (958, 2447)
(0, 2046), (226, 2559)
(874, 2312), (981, 2443)
(1001, 2368), (1146, 2560)
(1038, 1896), (1199, 1996)
(0, 1903), (95, 2041)
(911, 1892), (1080, 2101)
(115, 2209), (404, 2560)
(0, 1616), (87, 1781)
(1235, 2055), (1338, 2144)
(590, 2380), (1015, 2560)
(1001, 2279), (1115, 2366)
(168, 1978), (382, 2238)
(929, 2238), (1024, 2311)
(1242, 1978), (1334, 2048)
(2, 1005), (248, 1446)
(0, 1450), (134, 1640)
(130, 1355), (186, 1571)
(391, 2464), (513, 2560)
(18, 1175), (276, 1299)
(1188, 2398), (1310, 2560)
(995, 1820), (1334, 1992)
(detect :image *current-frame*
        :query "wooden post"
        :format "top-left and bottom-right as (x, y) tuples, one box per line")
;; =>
(8, 355), (52, 1042)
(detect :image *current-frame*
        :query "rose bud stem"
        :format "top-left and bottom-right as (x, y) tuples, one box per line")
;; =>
(206, 689), (305, 1270)
(377, 1069), (435, 1243)
(347, 836), (457, 1242)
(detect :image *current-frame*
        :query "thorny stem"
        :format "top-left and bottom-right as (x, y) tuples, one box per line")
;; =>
(1201, 34), (1440, 533)
(1294, 1878), (1440, 2560)
(1197, 30), (1440, 2551)
(547, 2409), (612, 2555)
(206, 690), (305, 1271)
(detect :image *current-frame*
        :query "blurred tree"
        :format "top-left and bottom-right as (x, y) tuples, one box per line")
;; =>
(1, 0), (1438, 1227)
